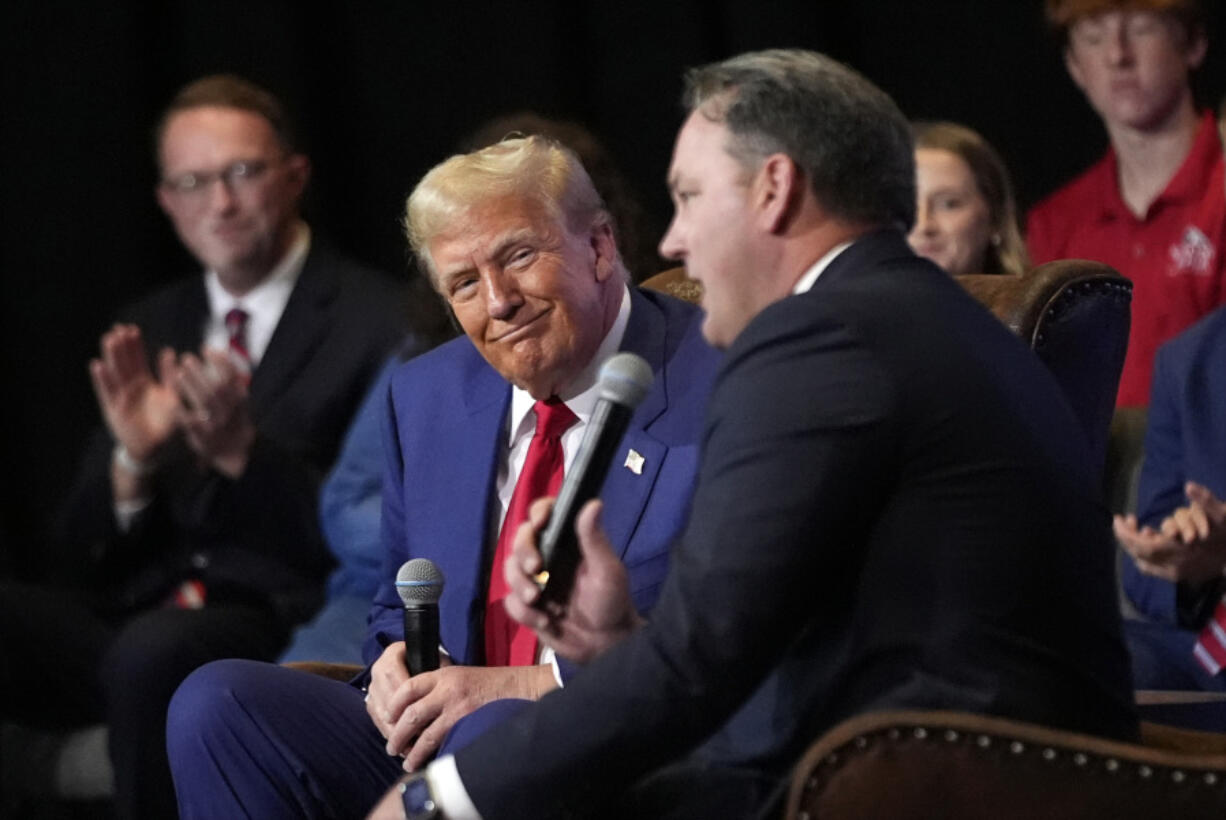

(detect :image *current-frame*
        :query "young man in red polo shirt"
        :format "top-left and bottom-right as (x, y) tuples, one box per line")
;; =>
(1027, 0), (1224, 407)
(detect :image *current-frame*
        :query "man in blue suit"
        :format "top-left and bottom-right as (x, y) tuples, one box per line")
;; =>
(167, 135), (720, 817)
(1116, 303), (1226, 691)
(1116, 106), (1226, 695)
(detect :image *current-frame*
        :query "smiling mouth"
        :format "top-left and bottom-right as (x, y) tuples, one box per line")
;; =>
(491, 309), (549, 343)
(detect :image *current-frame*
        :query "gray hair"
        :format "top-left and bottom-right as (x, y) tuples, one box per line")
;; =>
(683, 49), (915, 231)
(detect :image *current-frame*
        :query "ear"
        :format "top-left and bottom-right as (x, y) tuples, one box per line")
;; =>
(155, 183), (175, 218)
(283, 153), (312, 200)
(589, 218), (620, 282)
(754, 153), (801, 235)
(1064, 46), (1087, 93)
(1185, 30), (1207, 71)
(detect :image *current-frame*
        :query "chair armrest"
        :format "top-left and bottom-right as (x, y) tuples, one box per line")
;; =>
(282, 660), (364, 683)
(786, 709), (1226, 820)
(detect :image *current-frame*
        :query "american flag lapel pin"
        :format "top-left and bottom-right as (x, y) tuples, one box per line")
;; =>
(624, 449), (645, 475)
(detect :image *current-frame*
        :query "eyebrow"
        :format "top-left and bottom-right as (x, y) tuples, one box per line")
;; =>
(437, 227), (541, 285)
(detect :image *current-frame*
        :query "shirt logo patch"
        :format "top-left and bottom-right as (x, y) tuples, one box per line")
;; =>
(1167, 226), (1215, 276)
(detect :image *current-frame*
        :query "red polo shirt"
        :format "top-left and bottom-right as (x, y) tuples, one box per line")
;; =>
(1027, 111), (1226, 407)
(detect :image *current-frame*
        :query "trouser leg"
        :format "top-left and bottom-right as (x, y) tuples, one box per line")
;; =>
(169, 658), (403, 819)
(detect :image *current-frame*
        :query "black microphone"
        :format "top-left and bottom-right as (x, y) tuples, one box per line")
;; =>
(396, 558), (445, 675)
(536, 352), (654, 607)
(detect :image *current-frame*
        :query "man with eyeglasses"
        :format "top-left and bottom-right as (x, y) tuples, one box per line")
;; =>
(0, 74), (405, 819)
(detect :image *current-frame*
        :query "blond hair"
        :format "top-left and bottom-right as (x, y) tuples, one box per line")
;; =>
(405, 135), (611, 282)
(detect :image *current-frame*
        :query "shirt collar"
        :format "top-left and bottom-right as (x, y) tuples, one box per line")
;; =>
(1099, 110), (1221, 221)
(507, 284), (632, 443)
(203, 221), (310, 319)
(792, 240), (854, 294)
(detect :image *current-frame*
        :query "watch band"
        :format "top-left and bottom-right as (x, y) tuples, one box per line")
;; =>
(400, 773), (441, 820)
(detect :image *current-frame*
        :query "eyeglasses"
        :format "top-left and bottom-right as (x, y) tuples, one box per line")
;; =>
(160, 159), (275, 196)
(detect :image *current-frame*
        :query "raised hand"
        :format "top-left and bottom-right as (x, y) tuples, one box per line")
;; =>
(504, 498), (644, 664)
(172, 347), (256, 478)
(1116, 482), (1226, 586)
(88, 324), (179, 461)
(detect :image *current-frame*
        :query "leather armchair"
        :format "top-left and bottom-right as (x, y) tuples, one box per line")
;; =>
(785, 709), (1226, 819)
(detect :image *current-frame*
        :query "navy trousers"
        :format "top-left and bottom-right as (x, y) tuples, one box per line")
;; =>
(168, 659), (534, 818)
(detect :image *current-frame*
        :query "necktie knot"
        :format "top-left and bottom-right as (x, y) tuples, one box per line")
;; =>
(224, 307), (249, 340)
(533, 398), (577, 440)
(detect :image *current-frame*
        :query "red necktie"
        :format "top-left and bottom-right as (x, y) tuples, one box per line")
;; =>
(1194, 598), (1226, 675)
(224, 307), (252, 380)
(485, 397), (578, 667)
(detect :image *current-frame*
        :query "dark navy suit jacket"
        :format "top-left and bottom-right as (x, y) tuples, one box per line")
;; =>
(364, 287), (720, 674)
(56, 241), (405, 625)
(453, 231), (1137, 819)
(1123, 306), (1226, 625)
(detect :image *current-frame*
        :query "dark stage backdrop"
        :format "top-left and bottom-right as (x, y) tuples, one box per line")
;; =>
(2, 0), (1223, 576)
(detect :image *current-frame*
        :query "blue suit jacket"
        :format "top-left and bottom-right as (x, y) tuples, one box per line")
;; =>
(363, 287), (720, 671)
(1123, 306), (1226, 625)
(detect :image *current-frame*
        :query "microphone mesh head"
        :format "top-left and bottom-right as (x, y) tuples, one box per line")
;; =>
(396, 558), (445, 606)
(598, 352), (654, 409)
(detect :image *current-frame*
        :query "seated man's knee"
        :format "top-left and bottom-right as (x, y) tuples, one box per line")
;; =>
(167, 660), (266, 749)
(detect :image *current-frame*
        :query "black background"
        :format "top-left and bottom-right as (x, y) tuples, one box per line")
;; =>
(2, 0), (1223, 576)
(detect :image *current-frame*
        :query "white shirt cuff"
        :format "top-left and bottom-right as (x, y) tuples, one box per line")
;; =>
(427, 755), (482, 820)
(541, 646), (564, 687)
(113, 498), (151, 533)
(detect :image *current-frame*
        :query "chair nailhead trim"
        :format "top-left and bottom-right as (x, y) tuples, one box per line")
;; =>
(799, 722), (1226, 808)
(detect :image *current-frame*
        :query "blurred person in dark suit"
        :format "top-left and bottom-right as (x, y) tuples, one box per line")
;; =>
(0, 74), (405, 819)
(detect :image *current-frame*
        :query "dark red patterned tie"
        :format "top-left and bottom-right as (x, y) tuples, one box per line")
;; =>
(485, 397), (578, 667)
(224, 307), (252, 380)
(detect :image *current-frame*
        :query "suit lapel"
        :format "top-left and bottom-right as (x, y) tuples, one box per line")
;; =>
(247, 246), (339, 417)
(600, 289), (668, 557)
(156, 277), (210, 353)
(436, 355), (510, 663)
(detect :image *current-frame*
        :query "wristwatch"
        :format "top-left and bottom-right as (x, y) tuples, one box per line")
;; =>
(399, 773), (441, 820)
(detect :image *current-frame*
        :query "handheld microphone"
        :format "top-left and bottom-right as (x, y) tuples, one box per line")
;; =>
(396, 558), (445, 675)
(537, 352), (654, 607)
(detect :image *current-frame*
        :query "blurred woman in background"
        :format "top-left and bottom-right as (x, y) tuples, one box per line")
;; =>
(909, 120), (1029, 276)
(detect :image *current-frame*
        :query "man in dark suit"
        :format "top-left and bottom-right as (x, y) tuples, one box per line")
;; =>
(0, 75), (404, 819)
(165, 135), (720, 817)
(364, 49), (1137, 820)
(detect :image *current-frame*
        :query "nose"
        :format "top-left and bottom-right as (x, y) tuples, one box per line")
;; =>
(659, 216), (684, 262)
(205, 176), (239, 213)
(911, 202), (936, 236)
(1106, 24), (1134, 66)
(482, 267), (522, 320)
